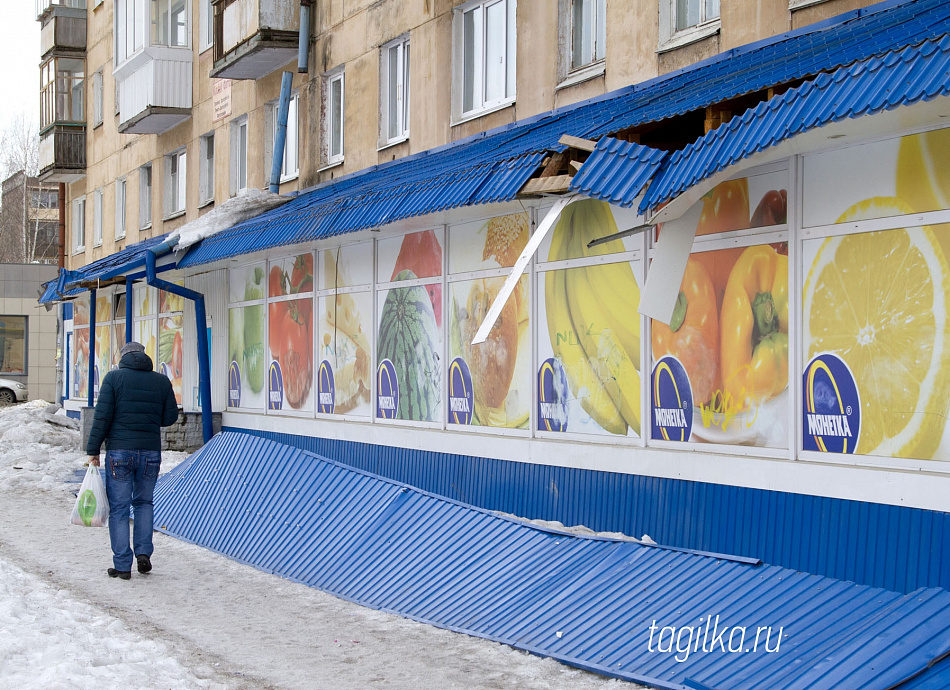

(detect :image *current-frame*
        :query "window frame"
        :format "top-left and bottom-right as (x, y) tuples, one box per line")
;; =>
(267, 93), (299, 182)
(569, 0), (605, 72)
(198, 0), (213, 53)
(0, 315), (28, 376)
(230, 115), (248, 196)
(93, 188), (103, 247)
(380, 35), (411, 147)
(323, 69), (345, 166)
(199, 132), (215, 206)
(164, 147), (187, 218)
(92, 69), (104, 128)
(659, 0), (721, 51)
(139, 163), (153, 229)
(72, 195), (86, 253)
(453, 0), (517, 123)
(115, 177), (127, 241)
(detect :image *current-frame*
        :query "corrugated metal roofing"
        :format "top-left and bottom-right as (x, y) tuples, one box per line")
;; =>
(569, 138), (668, 207)
(639, 34), (950, 214)
(38, 233), (170, 304)
(154, 431), (950, 689)
(178, 0), (950, 269)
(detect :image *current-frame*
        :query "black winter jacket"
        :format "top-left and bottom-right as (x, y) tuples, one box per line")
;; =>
(85, 351), (179, 455)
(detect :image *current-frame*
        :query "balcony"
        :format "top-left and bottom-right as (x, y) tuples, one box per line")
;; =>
(211, 0), (299, 80)
(113, 0), (192, 134)
(36, 0), (86, 21)
(38, 125), (86, 182)
(38, 2), (86, 59)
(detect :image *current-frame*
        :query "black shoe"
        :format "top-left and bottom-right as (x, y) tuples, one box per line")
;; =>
(108, 568), (131, 580)
(136, 554), (152, 574)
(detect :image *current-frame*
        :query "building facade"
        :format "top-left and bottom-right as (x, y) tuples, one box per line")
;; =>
(40, 0), (950, 596)
(0, 172), (60, 265)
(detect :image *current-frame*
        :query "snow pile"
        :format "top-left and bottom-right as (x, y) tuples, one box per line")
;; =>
(0, 558), (219, 690)
(171, 188), (290, 250)
(496, 511), (644, 543)
(0, 401), (191, 493)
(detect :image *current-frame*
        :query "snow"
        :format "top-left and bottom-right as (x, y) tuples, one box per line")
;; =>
(170, 188), (290, 251)
(0, 401), (639, 689)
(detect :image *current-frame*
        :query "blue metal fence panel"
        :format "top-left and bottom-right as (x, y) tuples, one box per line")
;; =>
(640, 34), (950, 213)
(178, 0), (950, 269)
(154, 431), (950, 689)
(233, 427), (950, 595)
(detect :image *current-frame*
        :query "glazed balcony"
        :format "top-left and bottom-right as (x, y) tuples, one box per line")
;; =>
(211, 0), (300, 80)
(38, 56), (85, 182)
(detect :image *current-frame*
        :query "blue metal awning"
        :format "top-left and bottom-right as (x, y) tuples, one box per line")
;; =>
(178, 0), (950, 269)
(39, 233), (171, 304)
(155, 431), (950, 689)
(569, 138), (668, 207)
(639, 33), (950, 215)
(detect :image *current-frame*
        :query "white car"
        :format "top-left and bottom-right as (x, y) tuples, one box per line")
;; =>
(0, 378), (28, 404)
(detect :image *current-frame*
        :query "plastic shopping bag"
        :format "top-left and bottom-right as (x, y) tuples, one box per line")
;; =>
(70, 464), (110, 527)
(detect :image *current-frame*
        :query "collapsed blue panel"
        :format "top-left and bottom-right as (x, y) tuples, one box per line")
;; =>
(154, 432), (950, 689)
(569, 138), (668, 208)
(640, 34), (950, 213)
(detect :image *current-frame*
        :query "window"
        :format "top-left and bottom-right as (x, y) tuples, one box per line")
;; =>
(115, 0), (146, 65)
(0, 316), (27, 375)
(92, 69), (103, 127)
(165, 148), (187, 217)
(93, 188), (103, 246)
(198, 0), (213, 52)
(139, 163), (152, 228)
(676, 0), (719, 31)
(230, 116), (248, 195)
(267, 94), (299, 181)
(324, 70), (344, 164)
(571, 0), (605, 70)
(381, 36), (410, 145)
(455, 0), (516, 119)
(115, 178), (127, 240)
(199, 132), (215, 204)
(151, 0), (188, 47)
(73, 196), (86, 252)
(39, 57), (84, 129)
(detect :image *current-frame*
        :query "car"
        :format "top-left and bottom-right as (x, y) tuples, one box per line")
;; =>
(0, 378), (28, 404)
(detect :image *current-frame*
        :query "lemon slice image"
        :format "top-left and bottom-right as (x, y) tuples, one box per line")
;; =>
(803, 197), (950, 459)
(897, 128), (950, 213)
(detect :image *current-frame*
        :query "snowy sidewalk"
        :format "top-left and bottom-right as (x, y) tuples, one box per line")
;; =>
(0, 402), (632, 689)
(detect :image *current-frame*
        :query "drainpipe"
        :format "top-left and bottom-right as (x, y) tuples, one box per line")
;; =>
(88, 287), (96, 409)
(144, 249), (213, 444)
(58, 183), (66, 269)
(268, 71), (294, 194)
(125, 277), (134, 343)
(298, 1), (311, 73)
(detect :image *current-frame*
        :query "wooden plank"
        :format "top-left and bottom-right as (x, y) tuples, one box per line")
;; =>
(569, 160), (583, 172)
(520, 175), (573, 195)
(540, 151), (569, 178)
(558, 134), (597, 152)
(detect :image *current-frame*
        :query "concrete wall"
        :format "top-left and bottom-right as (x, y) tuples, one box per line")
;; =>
(0, 264), (59, 403)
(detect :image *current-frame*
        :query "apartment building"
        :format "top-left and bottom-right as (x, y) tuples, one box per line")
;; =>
(0, 172), (59, 264)
(38, 0), (950, 619)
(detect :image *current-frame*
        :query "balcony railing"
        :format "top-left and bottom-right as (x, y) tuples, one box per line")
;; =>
(38, 124), (86, 183)
(36, 0), (85, 20)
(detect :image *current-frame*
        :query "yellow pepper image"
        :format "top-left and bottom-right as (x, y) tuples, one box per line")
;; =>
(720, 245), (789, 408)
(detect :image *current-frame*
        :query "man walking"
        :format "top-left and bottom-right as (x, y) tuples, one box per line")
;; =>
(86, 341), (179, 579)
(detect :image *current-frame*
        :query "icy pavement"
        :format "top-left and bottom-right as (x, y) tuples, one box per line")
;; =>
(0, 401), (638, 689)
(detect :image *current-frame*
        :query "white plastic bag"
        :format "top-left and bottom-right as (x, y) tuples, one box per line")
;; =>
(70, 464), (110, 527)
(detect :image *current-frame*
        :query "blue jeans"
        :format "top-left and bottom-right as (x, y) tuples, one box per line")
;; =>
(104, 449), (161, 571)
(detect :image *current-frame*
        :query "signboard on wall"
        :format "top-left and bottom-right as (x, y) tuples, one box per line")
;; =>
(212, 79), (232, 122)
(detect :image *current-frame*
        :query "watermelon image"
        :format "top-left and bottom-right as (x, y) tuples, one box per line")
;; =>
(378, 270), (441, 421)
(391, 230), (442, 327)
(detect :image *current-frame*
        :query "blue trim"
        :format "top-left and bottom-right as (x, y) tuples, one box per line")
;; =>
(66, 409), (80, 420)
(230, 426), (950, 595)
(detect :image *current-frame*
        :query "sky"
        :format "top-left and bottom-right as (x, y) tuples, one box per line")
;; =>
(0, 2), (42, 137)
(0, 400), (633, 689)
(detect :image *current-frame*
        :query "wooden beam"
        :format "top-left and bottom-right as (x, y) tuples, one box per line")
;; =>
(704, 105), (732, 133)
(558, 134), (597, 152)
(520, 175), (573, 195)
(540, 151), (569, 178)
(569, 160), (583, 172)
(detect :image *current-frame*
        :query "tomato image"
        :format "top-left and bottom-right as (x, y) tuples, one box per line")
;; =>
(271, 299), (313, 409)
(269, 264), (288, 298)
(268, 301), (289, 357)
(290, 254), (313, 294)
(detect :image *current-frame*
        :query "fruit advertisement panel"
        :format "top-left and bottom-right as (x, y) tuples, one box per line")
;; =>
(803, 127), (950, 229)
(651, 243), (789, 448)
(449, 212), (530, 272)
(267, 254), (314, 413)
(648, 172), (790, 447)
(93, 297), (111, 398)
(72, 326), (89, 400)
(448, 276), (530, 429)
(112, 293), (127, 369)
(133, 285), (157, 363)
(537, 200), (642, 437)
(134, 316), (156, 370)
(158, 314), (183, 404)
(228, 263), (267, 410)
(317, 291), (372, 417)
(377, 281), (443, 423)
(802, 128), (950, 461)
(320, 243), (373, 290)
